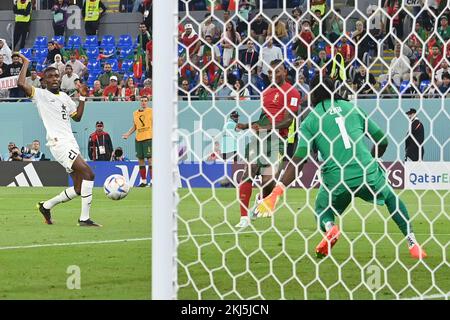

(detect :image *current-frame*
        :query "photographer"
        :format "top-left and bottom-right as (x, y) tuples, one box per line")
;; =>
(8, 146), (23, 161)
(22, 140), (48, 161)
(111, 147), (129, 161)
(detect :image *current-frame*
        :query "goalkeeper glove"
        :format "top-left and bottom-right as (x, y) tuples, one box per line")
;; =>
(255, 184), (285, 218)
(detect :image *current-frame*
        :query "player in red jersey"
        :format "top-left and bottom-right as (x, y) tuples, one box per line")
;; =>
(235, 59), (301, 228)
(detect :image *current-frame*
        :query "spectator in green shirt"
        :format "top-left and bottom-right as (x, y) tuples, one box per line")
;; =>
(438, 16), (450, 41)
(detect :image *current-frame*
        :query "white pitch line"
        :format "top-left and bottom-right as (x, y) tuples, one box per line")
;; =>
(399, 292), (450, 300)
(0, 237), (151, 251)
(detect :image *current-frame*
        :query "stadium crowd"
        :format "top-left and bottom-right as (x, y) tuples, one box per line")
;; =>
(1, 0), (450, 102)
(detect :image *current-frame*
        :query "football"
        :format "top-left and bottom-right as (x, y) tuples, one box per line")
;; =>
(104, 174), (130, 200)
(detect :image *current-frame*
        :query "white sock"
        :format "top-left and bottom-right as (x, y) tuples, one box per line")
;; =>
(324, 221), (335, 232)
(43, 187), (78, 210)
(80, 180), (94, 221)
(407, 233), (417, 249)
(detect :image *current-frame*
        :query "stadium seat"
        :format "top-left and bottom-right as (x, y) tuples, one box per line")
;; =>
(84, 35), (98, 48)
(86, 47), (99, 60)
(400, 80), (410, 94)
(102, 46), (116, 57)
(19, 48), (32, 60)
(120, 59), (134, 72)
(101, 35), (115, 47)
(35, 48), (48, 61)
(87, 73), (99, 88)
(34, 36), (48, 49)
(107, 59), (119, 72)
(35, 63), (46, 72)
(420, 80), (431, 93)
(67, 35), (82, 49)
(119, 47), (134, 60)
(52, 35), (65, 47)
(118, 34), (133, 49)
(87, 60), (101, 72)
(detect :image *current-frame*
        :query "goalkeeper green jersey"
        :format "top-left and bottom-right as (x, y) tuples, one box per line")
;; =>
(294, 99), (387, 188)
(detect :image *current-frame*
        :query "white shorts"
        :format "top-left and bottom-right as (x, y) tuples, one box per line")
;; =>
(47, 138), (81, 173)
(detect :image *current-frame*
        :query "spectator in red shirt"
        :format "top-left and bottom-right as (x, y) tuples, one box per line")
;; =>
(427, 45), (443, 70)
(103, 75), (120, 101)
(140, 78), (152, 98)
(180, 23), (201, 63)
(121, 77), (139, 101)
(337, 36), (354, 64)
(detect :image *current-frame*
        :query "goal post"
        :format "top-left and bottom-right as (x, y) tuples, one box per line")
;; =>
(152, 0), (178, 300)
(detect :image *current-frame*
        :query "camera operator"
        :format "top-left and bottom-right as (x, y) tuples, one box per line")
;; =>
(8, 146), (23, 161)
(22, 140), (48, 161)
(111, 147), (129, 161)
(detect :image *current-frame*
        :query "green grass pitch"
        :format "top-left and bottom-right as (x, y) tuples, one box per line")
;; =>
(0, 187), (448, 300)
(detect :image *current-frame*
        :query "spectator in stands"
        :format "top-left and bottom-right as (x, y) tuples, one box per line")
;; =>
(438, 72), (450, 94)
(352, 20), (377, 64)
(292, 20), (315, 60)
(98, 62), (121, 88)
(8, 146), (23, 161)
(311, 10), (323, 37)
(268, 15), (289, 44)
(427, 45), (443, 70)
(137, 22), (152, 50)
(258, 37), (283, 86)
(180, 23), (201, 64)
(88, 121), (114, 161)
(287, 7), (302, 39)
(311, 0), (326, 16)
(0, 55), (10, 78)
(222, 21), (242, 67)
(386, 43), (410, 87)
(384, 0), (404, 50)
(197, 35), (221, 70)
(201, 14), (219, 42)
(194, 73), (212, 100)
(215, 75), (232, 99)
(251, 15), (269, 45)
(66, 52), (87, 78)
(145, 33), (153, 79)
(336, 36), (354, 65)
(435, 60), (450, 85)
(13, 0), (32, 50)
(0, 39), (12, 65)
(8, 52), (26, 99)
(26, 69), (40, 87)
(239, 39), (259, 88)
(45, 41), (61, 65)
(60, 64), (79, 94)
(327, 8), (343, 43)
(178, 78), (189, 101)
(121, 77), (139, 101)
(352, 66), (377, 95)
(89, 80), (103, 100)
(82, 0), (107, 36)
(296, 73), (310, 98)
(22, 140), (47, 161)
(230, 79), (250, 101)
(52, 0), (68, 36)
(103, 75), (120, 100)
(438, 16), (450, 41)
(409, 22), (427, 48)
(315, 50), (329, 70)
(140, 78), (152, 98)
(222, 10), (231, 23)
(139, 0), (152, 31)
(5, 142), (17, 161)
(50, 54), (65, 75)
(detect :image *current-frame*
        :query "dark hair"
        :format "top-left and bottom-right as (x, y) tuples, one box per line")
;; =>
(43, 66), (59, 76)
(270, 59), (285, 68)
(226, 22), (237, 44)
(442, 72), (450, 80)
(310, 74), (346, 107)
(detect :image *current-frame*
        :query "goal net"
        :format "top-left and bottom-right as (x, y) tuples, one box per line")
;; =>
(168, 0), (449, 300)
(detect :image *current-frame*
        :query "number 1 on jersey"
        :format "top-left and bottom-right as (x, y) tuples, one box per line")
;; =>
(335, 116), (351, 149)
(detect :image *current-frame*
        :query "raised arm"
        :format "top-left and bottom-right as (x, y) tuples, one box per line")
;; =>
(16, 53), (33, 97)
(71, 82), (88, 122)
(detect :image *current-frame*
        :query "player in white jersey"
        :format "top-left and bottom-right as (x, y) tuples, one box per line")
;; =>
(17, 53), (101, 227)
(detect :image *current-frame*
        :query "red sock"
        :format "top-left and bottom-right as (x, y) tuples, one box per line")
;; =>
(149, 166), (152, 180)
(139, 166), (147, 181)
(239, 181), (253, 217)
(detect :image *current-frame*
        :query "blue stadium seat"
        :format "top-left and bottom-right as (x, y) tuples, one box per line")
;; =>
(35, 63), (46, 72)
(102, 46), (116, 57)
(119, 47), (133, 59)
(35, 48), (48, 60)
(120, 59), (134, 72)
(67, 35), (82, 49)
(420, 80), (431, 93)
(118, 34), (133, 49)
(87, 73), (99, 88)
(101, 35), (115, 47)
(19, 48), (33, 60)
(87, 60), (101, 72)
(400, 80), (410, 94)
(86, 47), (99, 60)
(52, 35), (65, 47)
(84, 35), (98, 48)
(106, 59), (119, 72)
(286, 43), (295, 62)
(380, 80), (388, 89)
(34, 36), (48, 49)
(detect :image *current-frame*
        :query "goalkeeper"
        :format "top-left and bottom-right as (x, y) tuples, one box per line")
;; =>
(255, 75), (427, 260)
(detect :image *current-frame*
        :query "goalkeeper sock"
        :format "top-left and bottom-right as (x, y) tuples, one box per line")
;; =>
(318, 210), (335, 233)
(239, 181), (252, 217)
(80, 180), (94, 221)
(385, 192), (412, 237)
(43, 187), (78, 210)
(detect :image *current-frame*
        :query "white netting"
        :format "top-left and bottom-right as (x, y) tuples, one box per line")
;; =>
(175, 0), (449, 300)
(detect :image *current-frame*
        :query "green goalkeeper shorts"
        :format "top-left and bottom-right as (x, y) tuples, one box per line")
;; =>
(315, 166), (393, 216)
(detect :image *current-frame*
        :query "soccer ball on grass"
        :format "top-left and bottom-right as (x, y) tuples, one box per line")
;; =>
(104, 174), (130, 200)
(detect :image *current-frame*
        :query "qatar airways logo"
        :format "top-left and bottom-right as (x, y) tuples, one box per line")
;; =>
(405, 162), (450, 190)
